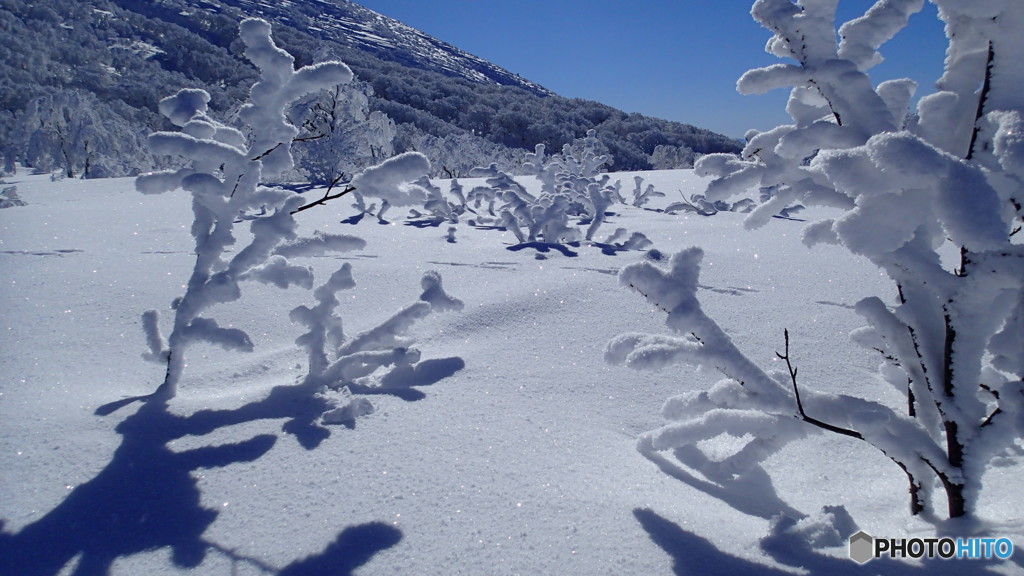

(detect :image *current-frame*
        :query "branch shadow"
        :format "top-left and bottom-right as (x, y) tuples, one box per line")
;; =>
(590, 241), (650, 256)
(0, 339), (465, 574)
(0, 397), (275, 576)
(206, 521), (403, 575)
(403, 217), (445, 229)
(278, 522), (402, 576)
(185, 379), (336, 450)
(339, 357), (465, 402)
(634, 508), (792, 576)
(0, 386), (408, 576)
(185, 356), (463, 448)
(507, 242), (579, 258)
(635, 508), (1013, 576)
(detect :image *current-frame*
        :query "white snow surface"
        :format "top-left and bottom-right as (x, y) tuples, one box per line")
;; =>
(1, 169), (1022, 575)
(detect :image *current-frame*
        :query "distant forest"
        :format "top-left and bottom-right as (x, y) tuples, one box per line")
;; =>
(0, 0), (742, 179)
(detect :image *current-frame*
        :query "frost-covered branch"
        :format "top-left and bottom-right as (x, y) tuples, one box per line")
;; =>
(619, 0), (1024, 519)
(291, 267), (463, 423)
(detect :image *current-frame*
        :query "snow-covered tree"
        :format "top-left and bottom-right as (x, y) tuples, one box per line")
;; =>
(611, 0), (1024, 519)
(394, 127), (525, 179)
(137, 19), (359, 398)
(17, 89), (150, 178)
(650, 144), (698, 170)
(137, 20), (457, 422)
(290, 80), (396, 186)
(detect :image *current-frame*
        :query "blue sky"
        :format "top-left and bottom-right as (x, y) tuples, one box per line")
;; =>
(354, 1), (949, 139)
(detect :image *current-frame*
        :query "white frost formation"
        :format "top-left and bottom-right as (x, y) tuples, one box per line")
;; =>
(135, 19), (359, 397)
(614, 0), (1024, 519)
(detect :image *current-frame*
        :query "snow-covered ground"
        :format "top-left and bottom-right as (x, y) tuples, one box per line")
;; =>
(1, 169), (1021, 575)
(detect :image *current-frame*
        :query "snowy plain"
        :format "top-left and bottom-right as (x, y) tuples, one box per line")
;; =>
(1, 169), (1022, 575)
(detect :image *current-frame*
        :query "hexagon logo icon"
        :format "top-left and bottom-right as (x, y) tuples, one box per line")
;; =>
(849, 530), (874, 564)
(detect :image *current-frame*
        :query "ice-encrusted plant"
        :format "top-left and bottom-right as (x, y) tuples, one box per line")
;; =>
(293, 267), (463, 423)
(610, 0), (1023, 519)
(137, 19), (357, 397)
(519, 129), (621, 242)
(442, 132), (651, 251)
(136, 20), (451, 412)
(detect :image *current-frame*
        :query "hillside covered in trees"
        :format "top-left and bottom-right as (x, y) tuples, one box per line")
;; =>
(0, 0), (741, 179)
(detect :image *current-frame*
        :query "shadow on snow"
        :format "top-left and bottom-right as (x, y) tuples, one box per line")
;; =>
(636, 445), (1024, 575)
(0, 354), (464, 575)
(634, 508), (1017, 576)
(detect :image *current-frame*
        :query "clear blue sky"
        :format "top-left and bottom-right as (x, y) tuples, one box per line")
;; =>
(353, 1), (949, 139)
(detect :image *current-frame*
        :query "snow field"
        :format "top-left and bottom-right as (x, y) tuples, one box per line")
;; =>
(1, 169), (1021, 574)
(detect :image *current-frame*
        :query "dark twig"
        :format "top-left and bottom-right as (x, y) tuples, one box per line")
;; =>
(291, 174), (354, 215)
(966, 41), (995, 161)
(776, 329), (862, 440)
(250, 142), (283, 163)
(776, 329), (927, 514)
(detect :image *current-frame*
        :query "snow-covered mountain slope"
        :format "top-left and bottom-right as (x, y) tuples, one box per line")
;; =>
(3, 0), (741, 179)
(191, 0), (552, 96)
(2, 171), (1022, 575)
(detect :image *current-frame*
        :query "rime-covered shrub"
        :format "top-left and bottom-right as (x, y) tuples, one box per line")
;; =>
(611, 0), (1024, 519)
(136, 20), (448, 412)
(630, 175), (664, 209)
(136, 19), (357, 397)
(451, 130), (627, 245)
(292, 265), (462, 422)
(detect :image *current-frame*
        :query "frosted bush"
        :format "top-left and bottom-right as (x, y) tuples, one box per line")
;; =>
(612, 0), (1024, 519)
(135, 20), (459, 414)
(630, 175), (664, 208)
(520, 130), (621, 242)
(291, 265), (462, 422)
(137, 19), (356, 397)
(442, 131), (648, 249)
